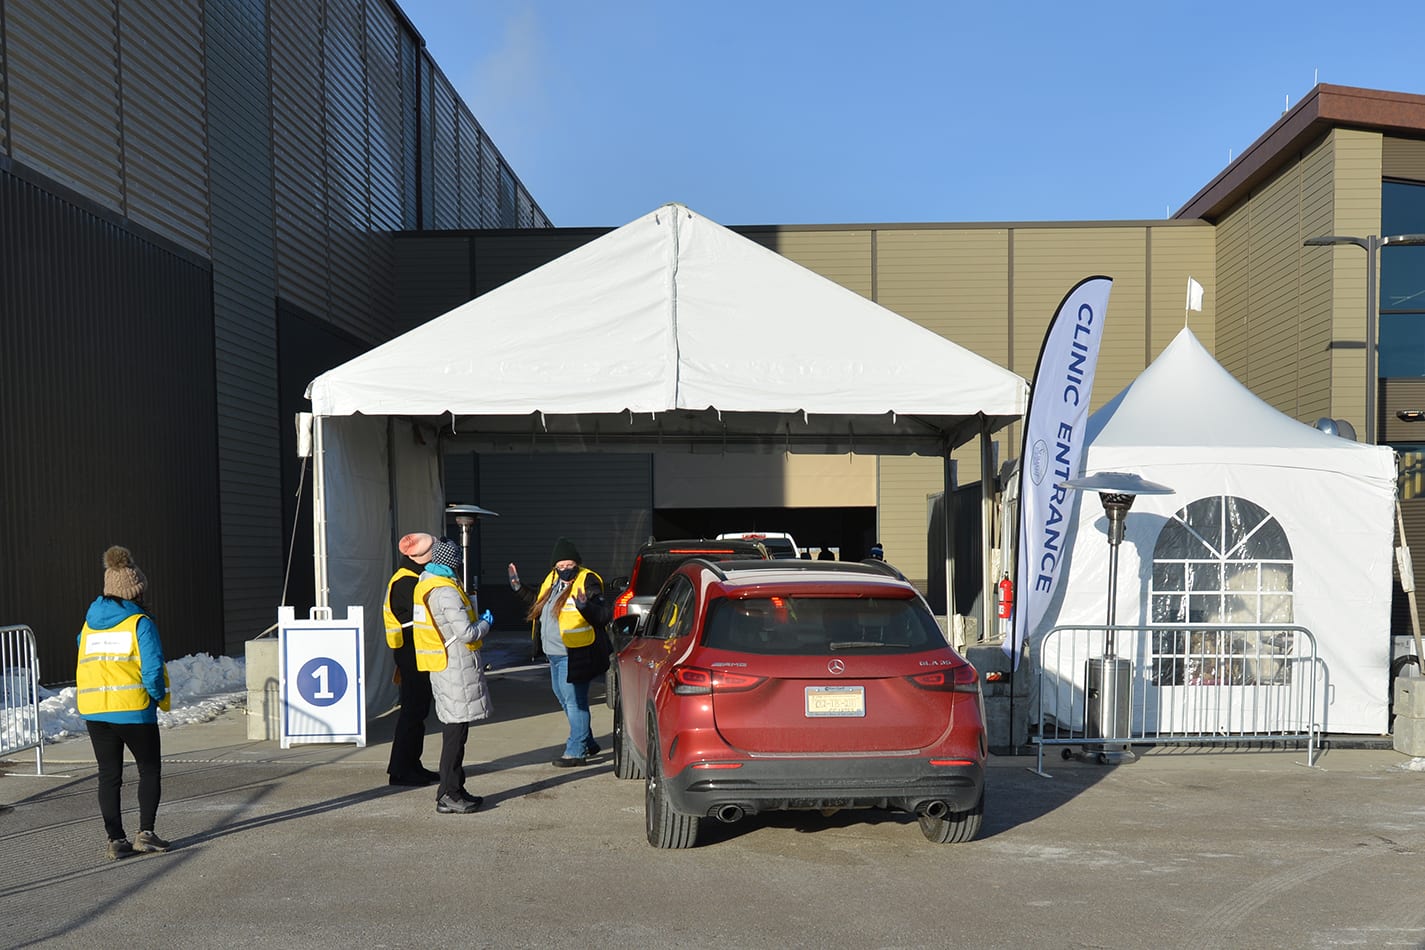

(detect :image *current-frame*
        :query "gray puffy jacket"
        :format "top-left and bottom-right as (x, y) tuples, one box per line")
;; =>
(422, 575), (493, 724)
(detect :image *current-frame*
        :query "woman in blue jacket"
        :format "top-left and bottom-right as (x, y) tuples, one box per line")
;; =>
(76, 545), (171, 860)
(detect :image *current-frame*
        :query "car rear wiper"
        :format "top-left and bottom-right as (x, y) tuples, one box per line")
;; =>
(829, 640), (907, 650)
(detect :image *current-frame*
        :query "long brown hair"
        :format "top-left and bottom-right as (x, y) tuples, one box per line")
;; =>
(525, 572), (574, 623)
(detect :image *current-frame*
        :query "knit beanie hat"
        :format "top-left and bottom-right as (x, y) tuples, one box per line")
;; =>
(429, 536), (462, 570)
(398, 532), (435, 564)
(550, 537), (582, 566)
(103, 545), (148, 601)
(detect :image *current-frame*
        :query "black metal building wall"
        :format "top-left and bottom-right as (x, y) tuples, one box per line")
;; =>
(0, 167), (222, 680)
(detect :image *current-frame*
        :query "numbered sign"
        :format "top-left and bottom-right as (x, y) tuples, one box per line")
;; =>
(278, 605), (366, 748)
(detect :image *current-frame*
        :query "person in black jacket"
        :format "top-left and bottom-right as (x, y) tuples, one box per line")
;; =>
(508, 537), (611, 767)
(384, 532), (439, 787)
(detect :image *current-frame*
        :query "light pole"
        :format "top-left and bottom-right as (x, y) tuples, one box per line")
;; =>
(1303, 232), (1425, 444)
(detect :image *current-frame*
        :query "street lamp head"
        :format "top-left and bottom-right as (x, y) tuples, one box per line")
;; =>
(1303, 235), (1368, 249)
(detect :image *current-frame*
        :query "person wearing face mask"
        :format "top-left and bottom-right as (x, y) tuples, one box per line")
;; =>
(415, 537), (494, 813)
(508, 537), (612, 767)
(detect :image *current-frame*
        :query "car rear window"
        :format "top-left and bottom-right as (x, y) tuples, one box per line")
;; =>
(701, 596), (947, 655)
(759, 538), (797, 558)
(633, 549), (754, 596)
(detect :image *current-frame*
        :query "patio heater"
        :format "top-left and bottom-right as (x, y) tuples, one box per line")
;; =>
(445, 504), (499, 594)
(1060, 472), (1173, 764)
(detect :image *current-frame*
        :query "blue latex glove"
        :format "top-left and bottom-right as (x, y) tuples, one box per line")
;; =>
(481, 609), (494, 626)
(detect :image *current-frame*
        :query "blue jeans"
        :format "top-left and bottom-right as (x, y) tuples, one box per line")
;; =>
(547, 654), (593, 758)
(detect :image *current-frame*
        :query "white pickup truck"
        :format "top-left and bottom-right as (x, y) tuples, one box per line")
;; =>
(715, 531), (801, 559)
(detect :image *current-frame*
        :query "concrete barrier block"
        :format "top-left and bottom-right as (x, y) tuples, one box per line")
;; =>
(1392, 713), (1425, 757)
(1393, 672), (1425, 720)
(244, 639), (281, 741)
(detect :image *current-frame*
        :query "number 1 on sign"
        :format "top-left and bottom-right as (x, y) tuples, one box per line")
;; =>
(310, 663), (335, 700)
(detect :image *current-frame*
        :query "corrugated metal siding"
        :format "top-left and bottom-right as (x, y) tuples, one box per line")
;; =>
(1331, 129), (1383, 432)
(1245, 161), (1311, 417)
(399, 26), (419, 229)
(1296, 138), (1336, 422)
(5, 0), (124, 208)
(206, 0), (282, 652)
(1011, 227), (1148, 409)
(118, 0), (209, 255)
(1383, 136), (1425, 182)
(365, 0), (404, 232)
(1148, 226), (1216, 356)
(458, 111), (483, 228)
(752, 229), (873, 298)
(270, 0), (331, 318)
(876, 456), (943, 595)
(393, 233), (471, 332)
(1215, 196), (1251, 380)
(470, 228), (609, 296)
(479, 135), (500, 227)
(0, 169), (222, 678)
(477, 453), (653, 627)
(1, 11), (10, 154)
(504, 163), (521, 227)
(429, 73), (459, 228)
(323, 0), (376, 340)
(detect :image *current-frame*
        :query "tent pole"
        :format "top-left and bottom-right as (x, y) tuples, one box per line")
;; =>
(312, 414), (330, 609)
(944, 448), (956, 645)
(980, 416), (995, 647)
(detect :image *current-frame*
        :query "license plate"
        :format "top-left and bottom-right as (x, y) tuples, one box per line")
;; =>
(805, 685), (865, 718)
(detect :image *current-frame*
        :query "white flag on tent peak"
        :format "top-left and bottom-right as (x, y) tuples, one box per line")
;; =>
(1185, 277), (1204, 313)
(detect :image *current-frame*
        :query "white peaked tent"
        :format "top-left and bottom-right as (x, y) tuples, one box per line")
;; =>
(1039, 328), (1398, 734)
(306, 204), (1029, 713)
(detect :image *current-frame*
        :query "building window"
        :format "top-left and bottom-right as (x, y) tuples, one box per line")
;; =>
(1148, 496), (1294, 685)
(1378, 179), (1425, 378)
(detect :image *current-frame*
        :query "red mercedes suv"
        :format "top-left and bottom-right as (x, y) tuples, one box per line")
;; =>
(608, 558), (986, 848)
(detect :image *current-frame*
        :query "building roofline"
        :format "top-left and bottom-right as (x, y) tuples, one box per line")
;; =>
(1174, 84), (1425, 222)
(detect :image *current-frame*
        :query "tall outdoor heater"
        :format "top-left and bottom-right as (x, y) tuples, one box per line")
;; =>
(1061, 472), (1173, 763)
(445, 504), (499, 594)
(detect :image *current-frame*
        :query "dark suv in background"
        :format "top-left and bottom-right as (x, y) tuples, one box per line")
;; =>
(605, 538), (770, 710)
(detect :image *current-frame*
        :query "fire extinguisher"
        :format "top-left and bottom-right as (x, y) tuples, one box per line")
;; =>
(996, 576), (1014, 620)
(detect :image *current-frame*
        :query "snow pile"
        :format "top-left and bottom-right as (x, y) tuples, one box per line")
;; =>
(2, 653), (247, 747)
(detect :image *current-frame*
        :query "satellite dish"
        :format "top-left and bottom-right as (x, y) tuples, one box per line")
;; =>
(1312, 417), (1359, 440)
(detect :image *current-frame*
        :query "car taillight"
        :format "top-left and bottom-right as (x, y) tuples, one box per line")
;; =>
(909, 662), (980, 693)
(612, 585), (634, 619)
(670, 666), (766, 695)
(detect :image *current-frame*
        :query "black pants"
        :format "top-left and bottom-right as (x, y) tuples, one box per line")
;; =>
(386, 646), (433, 778)
(437, 720), (470, 800)
(86, 719), (161, 841)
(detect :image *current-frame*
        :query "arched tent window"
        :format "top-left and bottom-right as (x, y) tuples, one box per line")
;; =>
(1149, 496), (1294, 685)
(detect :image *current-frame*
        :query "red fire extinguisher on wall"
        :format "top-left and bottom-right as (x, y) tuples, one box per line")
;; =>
(996, 575), (1014, 620)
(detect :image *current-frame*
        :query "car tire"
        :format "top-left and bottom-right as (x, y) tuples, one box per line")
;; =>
(612, 691), (643, 780)
(644, 718), (698, 849)
(605, 664), (619, 711)
(918, 792), (984, 844)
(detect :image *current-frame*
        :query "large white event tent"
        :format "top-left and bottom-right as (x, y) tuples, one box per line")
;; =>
(305, 204), (1029, 712)
(1038, 328), (1398, 734)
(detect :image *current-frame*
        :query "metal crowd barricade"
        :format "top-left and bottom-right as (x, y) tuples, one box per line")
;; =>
(1033, 623), (1322, 776)
(1, 624), (45, 775)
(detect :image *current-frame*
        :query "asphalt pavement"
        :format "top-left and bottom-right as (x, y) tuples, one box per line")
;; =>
(3, 634), (1424, 949)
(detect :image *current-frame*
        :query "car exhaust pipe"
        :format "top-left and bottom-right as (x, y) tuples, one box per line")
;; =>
(715, 804), (746, 824)
(920, 800), (949, 820)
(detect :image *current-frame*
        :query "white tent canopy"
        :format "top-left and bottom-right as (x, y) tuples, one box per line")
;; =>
(305, 204), (1029, 713)
(1039, 328), (1397, 734)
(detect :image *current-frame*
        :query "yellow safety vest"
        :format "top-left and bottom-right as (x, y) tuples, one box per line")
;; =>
(76, 613), (171, 714)
(412, 574), (481, 672)
(383, 566), (420, 649)
(535, 568), (601, 648)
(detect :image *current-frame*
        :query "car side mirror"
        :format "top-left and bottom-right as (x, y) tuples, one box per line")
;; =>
(609, 614), (641, 643)
(609, 576), (630, 597)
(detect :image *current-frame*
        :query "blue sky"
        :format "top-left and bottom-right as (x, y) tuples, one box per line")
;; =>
(395, 1), (1425, 228)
